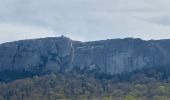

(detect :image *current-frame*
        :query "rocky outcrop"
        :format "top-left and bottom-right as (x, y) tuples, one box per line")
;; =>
(0, 37), (74, 73)
(0, 37), (170, 75)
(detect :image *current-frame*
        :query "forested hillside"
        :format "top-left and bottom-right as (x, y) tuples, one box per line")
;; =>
(1, 37), (170, 100)
(1, 66), (170, 100)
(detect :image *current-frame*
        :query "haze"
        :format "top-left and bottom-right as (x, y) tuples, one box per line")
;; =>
(0, 0), (170, 43)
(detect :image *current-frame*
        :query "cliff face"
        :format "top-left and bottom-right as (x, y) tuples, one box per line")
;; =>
(0, 37), (170, 75)
(73, 38), (170, 74)
(0, 37), (74, 73)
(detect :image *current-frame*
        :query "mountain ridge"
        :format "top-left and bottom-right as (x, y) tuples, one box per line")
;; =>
(0, 36), (170, 81)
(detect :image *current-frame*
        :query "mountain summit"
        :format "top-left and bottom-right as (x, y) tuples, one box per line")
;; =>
(0, 36), (170, 81)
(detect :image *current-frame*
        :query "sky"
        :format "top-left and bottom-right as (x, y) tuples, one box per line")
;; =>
(0, 0), (170, 43)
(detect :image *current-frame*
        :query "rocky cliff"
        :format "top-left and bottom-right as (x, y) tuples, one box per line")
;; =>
(0, 36), (170, 76)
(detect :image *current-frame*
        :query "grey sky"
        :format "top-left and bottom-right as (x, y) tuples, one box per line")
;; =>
(0, 0), (170, 43)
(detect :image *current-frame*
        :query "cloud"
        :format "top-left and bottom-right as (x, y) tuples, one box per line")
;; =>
(138, 14), (170, 26)
(0, 22), (57, 43)
(0, 0), (170, 43)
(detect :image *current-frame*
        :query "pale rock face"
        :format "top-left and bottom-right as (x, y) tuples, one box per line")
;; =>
(72, 38), (170, 74)
(0, 37), (74, 73)
(0, 37), (170, 75)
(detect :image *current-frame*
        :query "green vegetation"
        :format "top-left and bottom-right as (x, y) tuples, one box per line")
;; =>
(1, 65), (170, 100)
(1, 72), (170, 100)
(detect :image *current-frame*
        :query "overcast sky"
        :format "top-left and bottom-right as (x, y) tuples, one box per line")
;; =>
(0, 0), (170, 43)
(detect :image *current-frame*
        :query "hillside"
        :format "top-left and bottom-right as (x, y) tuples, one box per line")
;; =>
(1, 70), (170, 100)
(1, 37), (170, 81)
(0, 37), (170, 99)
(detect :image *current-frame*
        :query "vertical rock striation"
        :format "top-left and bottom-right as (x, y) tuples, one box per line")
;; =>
(0, 37), (170, 75)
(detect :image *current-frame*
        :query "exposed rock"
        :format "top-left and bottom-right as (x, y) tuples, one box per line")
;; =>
(0, 37), (170, 76)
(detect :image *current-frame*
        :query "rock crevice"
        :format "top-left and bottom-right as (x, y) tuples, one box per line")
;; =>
(0, 37), (170, 75)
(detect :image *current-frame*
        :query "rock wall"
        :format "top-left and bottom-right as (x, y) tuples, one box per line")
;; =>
(0, 37), (170, 75)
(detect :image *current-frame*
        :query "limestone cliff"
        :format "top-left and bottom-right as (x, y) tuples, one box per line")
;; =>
(0, 37), (170, 75)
